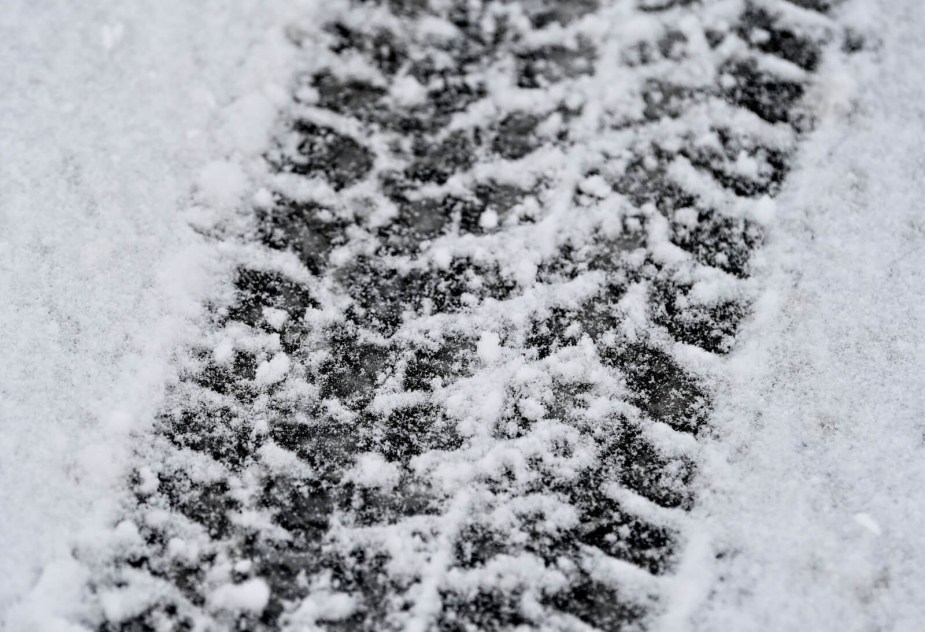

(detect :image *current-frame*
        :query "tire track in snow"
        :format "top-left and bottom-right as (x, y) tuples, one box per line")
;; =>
(80, 1), (855, 630)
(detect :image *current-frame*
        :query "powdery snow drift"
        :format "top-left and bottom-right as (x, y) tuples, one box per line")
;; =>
(673, 2), (925, 631)
(0, 0), (305, 626)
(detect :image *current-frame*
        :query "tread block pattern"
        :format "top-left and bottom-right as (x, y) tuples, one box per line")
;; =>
(87, 1), (846, 630)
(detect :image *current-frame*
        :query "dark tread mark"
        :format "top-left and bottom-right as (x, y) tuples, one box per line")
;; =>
(739, 5), (822, 72)
(604, 342), (710, 434)
(786, 0), (836, 12)
(670, 209), (766, 278)
(226, 267), (317, 327)
(88, 0), (842, 630)
(721, 59), (806, 125)
(276, 121), (374, 189)
(258, 199), (348, 275)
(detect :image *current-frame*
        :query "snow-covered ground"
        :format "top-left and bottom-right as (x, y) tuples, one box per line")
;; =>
(2, 0), (925, 629)
(678, 2), (925, 630)
(0, 0), (295, 624)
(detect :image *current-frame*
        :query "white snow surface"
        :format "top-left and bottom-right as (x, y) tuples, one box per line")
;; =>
(669, 2), (925, 630)
(209, 578), (271, 614)
(0, 0), (303, 626)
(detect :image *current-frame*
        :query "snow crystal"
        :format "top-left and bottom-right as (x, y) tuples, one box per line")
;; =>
(166, 537), (199, 563)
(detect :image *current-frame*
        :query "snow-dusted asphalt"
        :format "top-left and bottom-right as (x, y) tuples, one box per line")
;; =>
(2, 1), (924, 630)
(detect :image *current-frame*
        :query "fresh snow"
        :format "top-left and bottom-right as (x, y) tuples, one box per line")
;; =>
(0, 0), (301, 626)
(208, 578), (271, 614)
(669, 2), (925, 630)
(2, 0), (925, 630)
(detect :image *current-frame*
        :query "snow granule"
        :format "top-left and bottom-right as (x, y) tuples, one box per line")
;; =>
(208, 578), (271, 613)
(349, 453), (401, 491)
(253, 187), (274, 208)
(286, 591), (357, 628)
(255, 353), (290, 385)
(518, 398), (546, 421)
(136, 467), (158, 496)
(262, 307), (290, 330)
(213, 339), (235, 364)
(479, 209), (499, 230)
(477, 331), (502, 364)
(390, 75), (427, 106)
(579, 175), (611, 198)
(432, 247), (453, 269)
(100, 587), (157, 625)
